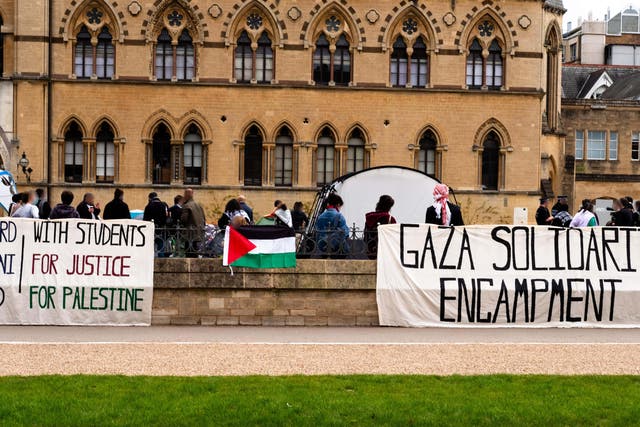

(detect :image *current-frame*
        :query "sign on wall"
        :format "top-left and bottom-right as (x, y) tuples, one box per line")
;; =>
(377, 224), (640, 328)
(0, 218), (155, 326)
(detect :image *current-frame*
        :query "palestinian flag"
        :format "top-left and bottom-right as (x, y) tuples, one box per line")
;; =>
(223, 225), (297, 268)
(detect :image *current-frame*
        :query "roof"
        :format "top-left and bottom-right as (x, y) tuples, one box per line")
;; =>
(601, 72), (640, 100)
(562, 65), (640, 99)
(544, 0), (565, 11)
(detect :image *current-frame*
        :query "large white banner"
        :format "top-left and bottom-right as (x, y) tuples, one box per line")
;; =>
(0, 218), (154, 326)
(377, 224), (640, 327)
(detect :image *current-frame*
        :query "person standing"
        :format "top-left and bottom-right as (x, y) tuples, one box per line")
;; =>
(169, 195), (184, 226)
(267, 200), (293, 228)
(425, 184), (464, 226)
(634, 200), (640, 226)
(551, 195), (569, 216)
(12, 191), (39, 218)
(103, 188), (131, 220)
(570, 199), (597, 227)
(610, 198), (634, 226)
(8, 194), (22, 216)
(315, 193), (350, 257)
(50, 191), (80, 219)
(143, 192), (169, 227)
(291, 201), (309, 231)
(535, 197), (554, 226)
(364, 195), (397, 259)
(237, 195), (254, 224)
(180, 188), (206, 257)
(76, 193), (101, 220)
(35, 188), (52, 220)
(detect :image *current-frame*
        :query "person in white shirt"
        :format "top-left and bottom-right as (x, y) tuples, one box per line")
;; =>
(570, 199), (598, 228)
(11, 191), (39, 218)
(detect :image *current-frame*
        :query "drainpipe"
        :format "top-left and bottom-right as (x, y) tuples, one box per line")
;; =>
(46, 0), (53, 197)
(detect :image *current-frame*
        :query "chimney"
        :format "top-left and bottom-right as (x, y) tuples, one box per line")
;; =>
(567, 21), (572, 31)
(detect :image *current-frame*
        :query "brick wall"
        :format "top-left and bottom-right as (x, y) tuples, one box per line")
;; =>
(152, 258), (379, 326)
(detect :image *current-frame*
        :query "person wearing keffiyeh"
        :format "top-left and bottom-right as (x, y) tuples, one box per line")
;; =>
(425, 183), (464, 226)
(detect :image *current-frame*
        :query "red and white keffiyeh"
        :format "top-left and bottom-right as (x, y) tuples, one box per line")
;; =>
(432, 184), (451, 226)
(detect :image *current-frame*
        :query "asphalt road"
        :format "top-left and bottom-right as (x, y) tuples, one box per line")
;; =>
(2, 327), (640, 376)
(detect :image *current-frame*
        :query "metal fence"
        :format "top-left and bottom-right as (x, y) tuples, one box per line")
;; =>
(153, 224), (378, 259)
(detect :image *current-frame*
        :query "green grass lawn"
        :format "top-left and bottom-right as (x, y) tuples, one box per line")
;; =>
(0, 375), (638, 426)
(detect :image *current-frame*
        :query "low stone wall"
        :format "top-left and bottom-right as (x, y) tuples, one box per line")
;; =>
(152, 259), (378, 326)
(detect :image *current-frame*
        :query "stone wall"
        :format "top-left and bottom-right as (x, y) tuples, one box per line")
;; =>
(152, 258), (378, 326)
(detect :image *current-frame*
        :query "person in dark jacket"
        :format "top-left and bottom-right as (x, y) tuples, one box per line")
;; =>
(143, 192), (168, 226)
(291, 201), (309, 231)
(237, 195), (254, 224)
(76, 193), (101, 220)
(536, 198), (554, 226)
(365, 195), (397, 259)
(35, 188), (52, 220)
(425, 184), (464, 226)
(49, 191), (80, 219)
(103, 188), (131, 220)
(610, 198), (634, 226)
(169, 195), (183, 226)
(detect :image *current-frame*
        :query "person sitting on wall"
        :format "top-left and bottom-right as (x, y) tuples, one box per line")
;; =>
(265, 200), (293, 228)
(218, 199), (250, 229)
(291, 201), (309, 232)
(237, 195), (254, 224)
(315, 193), (350, 258)
(364, 195), (397, 260)
(535, 197), (554, 226)
(425, 184), (464, 226)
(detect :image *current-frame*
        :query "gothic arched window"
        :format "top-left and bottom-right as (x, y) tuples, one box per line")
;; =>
(482, 131), (500, 190)
(418, 130), (437, 177)
(275, 127), (293, 187)
(64, 122), (84, 183)
(316, 127), (336, 186)
(244, 125), (263, 186)
(184, 124), (202, 185)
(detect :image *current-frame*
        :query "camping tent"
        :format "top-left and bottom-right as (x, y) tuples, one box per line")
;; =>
(0, 170), (17, 214)
(307, 166), (448, 232)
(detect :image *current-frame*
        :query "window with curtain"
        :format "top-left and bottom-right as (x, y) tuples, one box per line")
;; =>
(64, 122), (84, 183)
(244, 125), (263, 186)
(96, 123), (115, 183)
(390, 36), (408, 87)
(333, 34), (351, 86)
(176, 30), (195, 81)
(316, 127), (335, 186)
(152, 123), (172, 184)
(234, 31), (253, 83)
(411, 37), (428, 88)
(586, 131), (606, 160)
(183, 125), (202, 185)
(313, 34), (331, 85)
(418, 130), (437, 177)
(155, 29), (173, 81)
(482, 132), (500, 190)
(256, 32), (273, 83)
(74, 26), (93, 78)
(95, 26), (115, 79)
(486, 39), (503, 90)
(466, 38), (483, 89)
(575, 130), (584, 160)
(346, 129), (365, 174)
(275, 127), (293, 187)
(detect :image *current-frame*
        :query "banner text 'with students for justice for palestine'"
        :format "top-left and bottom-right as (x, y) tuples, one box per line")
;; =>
(0, 218), (154, 326)
(377, 224), (640, 327)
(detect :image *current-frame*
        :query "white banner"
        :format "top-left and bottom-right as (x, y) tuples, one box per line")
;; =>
(0, 218), (154, 326)
(377, 224), (640, 328)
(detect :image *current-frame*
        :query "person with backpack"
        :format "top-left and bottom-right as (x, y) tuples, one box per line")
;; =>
(315, 193), (350, 258)
(143, 192), (169, 227)
(364, 195), (396, 259)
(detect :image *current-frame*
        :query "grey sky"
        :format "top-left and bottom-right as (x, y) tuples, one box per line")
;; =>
(563, 0), (638, 31)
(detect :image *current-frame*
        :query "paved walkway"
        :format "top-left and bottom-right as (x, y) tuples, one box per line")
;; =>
(1, 327), (639, 376)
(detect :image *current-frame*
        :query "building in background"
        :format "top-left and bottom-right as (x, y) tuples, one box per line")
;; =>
(0, 0), (564, 223)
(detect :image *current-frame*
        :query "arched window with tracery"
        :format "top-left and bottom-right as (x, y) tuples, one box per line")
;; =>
(64, 122), (84, 183)
(183, 124), (202, 185)
(465, 16), (507, 90)
(418, 130), (438, 178)
(96, 122), (115, 183)
(545, 24), (561, 131)
(275, 127), (293, 187)
(71, 3), (117, 79)
(316, 127), (336, 186)
(152, 123), (172, 184)
(481, 131), (500, 190)
(244, 125), (264, 186)
(388, 14), (431, 88)
(152, 6), (197, 81)
(233, 10), (275, 84)
(346, 128), (366, 174)
(312, 12), (353, 86)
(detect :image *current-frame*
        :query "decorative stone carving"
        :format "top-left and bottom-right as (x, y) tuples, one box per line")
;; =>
(518, 15), (532, 30)
(287, 6), (301, 22)
(443, 12), (456, 27)
(366, 9), (380, 24)
(208, 4), (222, 19)
(127, 1), (142, 17)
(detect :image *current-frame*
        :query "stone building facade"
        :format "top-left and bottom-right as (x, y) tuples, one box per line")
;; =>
(0, 0), (564, 223)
